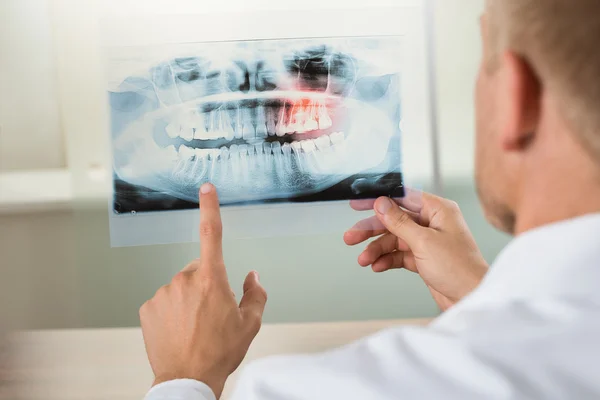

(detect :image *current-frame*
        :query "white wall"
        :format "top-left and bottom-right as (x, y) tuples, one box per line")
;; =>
(435, 0), (485, 180)
(0, 0), (65, 171)
(0, 0), (485, 179)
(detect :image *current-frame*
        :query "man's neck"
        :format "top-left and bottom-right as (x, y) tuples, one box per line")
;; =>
(514, 164), (600, 235)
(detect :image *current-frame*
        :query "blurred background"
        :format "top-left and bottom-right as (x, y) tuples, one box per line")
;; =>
(0, 0), (510, 332)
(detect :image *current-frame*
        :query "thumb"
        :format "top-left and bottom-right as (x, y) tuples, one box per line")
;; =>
(239, 271), (267, 333)
(374, 197), (427, 249)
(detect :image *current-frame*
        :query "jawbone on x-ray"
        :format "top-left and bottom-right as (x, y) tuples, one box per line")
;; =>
(108, 37), (404, 213)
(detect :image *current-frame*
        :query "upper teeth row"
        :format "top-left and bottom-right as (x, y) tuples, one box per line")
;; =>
(167, 131), (345, 161)
(165, 103), (334, 142)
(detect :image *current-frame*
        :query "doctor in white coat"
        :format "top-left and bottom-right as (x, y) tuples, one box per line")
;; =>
(140, 0), (600, 398)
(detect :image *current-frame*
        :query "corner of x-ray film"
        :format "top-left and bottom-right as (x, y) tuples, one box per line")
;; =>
(107, 36), (404, 216)
(345, 185), (425, 234)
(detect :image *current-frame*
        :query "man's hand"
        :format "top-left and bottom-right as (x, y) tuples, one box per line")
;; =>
(344, 191), (489, 311)
(140, 184), (267, 398)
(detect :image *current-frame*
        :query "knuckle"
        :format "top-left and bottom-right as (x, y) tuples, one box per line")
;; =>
(196, 273), (222, 295)
(139, 298), (156, 321)
(198, 269), (218, 286)
(393, 210), (413, 228)
(199, 221), (222, 238)
(155, 283), (170, 298)
(442, 199), (461, 214)
(176, 272), (197, 291)
(172, 271), (186, 285)
(139, 301), (149, 318)
(171, 272), (193, 289)
(448, 200), (461, 212)
(365, 241), (376, 252)
(248, 313), (263, 334)
(366, 242), (382, 256)
(257, 286), (268, 304)
(181, 259), (200, 272)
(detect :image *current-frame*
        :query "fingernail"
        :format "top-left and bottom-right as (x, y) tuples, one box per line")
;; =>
(253, 271), (260, 281)
(375, 197), (393, 215)
(200, 183), (213, 195)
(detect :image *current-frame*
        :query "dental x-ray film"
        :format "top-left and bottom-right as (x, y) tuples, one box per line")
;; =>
(108, 37), (404, 215)
(102, 2), (434, 247)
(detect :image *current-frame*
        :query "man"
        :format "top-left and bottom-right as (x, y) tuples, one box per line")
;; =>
(141, 0), (600, 398)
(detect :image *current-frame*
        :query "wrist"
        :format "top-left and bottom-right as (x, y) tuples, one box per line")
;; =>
(463, 261), (488, 295)
(445, 261), (488, 305)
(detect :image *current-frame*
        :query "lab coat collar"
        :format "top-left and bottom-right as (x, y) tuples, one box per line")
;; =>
(471, 212), (600, 304)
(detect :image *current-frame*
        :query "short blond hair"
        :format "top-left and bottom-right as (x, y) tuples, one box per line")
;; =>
(486, 0), (600, 162)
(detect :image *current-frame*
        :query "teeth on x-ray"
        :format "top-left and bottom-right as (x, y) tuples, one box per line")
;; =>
(164, 100), (334, 143)
(173, 130), (344, 161)
(109, 37), (402, 205)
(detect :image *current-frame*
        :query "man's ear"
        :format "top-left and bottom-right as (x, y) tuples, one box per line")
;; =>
(498, 51), (541, 151)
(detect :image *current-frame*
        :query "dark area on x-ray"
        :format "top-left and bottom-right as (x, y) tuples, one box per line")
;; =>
(112, 172), (405, 214)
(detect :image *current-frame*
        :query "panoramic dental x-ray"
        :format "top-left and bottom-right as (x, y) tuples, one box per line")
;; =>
(108, 36), (404, 213)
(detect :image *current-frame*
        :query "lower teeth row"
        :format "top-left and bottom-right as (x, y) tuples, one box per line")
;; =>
(169, 131), (345, 161)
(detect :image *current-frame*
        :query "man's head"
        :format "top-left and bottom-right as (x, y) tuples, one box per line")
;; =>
(474, 0), (600, 234)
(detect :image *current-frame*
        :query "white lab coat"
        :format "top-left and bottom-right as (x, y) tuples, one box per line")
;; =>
(145, 213), (600, 400)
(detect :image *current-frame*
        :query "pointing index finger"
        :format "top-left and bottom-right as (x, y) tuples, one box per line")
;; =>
(199, 183), (224, 266)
